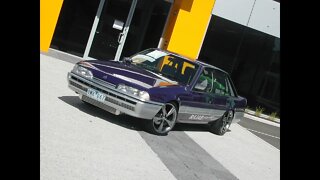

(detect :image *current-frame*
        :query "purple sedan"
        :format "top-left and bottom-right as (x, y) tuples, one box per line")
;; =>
(67, 48), (247, 135)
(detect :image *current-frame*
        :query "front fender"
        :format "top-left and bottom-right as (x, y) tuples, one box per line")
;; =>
(148, 86), (188, 104)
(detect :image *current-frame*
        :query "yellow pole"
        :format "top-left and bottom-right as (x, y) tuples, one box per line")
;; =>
(162, 0), (216, 60)
(40, 0), (64, 52)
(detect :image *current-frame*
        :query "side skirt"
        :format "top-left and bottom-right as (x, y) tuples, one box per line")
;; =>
(176, 113), (220, 124)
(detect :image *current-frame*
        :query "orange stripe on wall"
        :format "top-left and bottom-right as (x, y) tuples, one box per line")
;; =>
(162, 0), (216, 60)
(40, 0), (64, 52)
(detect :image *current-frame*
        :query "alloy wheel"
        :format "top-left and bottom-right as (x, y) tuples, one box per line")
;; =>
(221, 111), (233, 133)
(152, 103), (177, 134)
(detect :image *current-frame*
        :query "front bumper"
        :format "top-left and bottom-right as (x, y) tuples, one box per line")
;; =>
(67, 72), (163, 120)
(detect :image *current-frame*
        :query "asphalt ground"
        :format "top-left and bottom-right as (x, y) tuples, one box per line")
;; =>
(238, 117), (280, 149)
(40, 53), (280, 180)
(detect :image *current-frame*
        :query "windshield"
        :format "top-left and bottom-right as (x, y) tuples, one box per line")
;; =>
(131, 49), (199, 85)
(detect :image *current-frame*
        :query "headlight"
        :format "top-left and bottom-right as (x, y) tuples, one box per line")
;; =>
(72, 64), (93, 79)
(117, 84), (150, 101)
(138, 91), (150, 101)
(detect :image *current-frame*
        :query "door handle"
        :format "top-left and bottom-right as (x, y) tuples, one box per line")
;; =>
(118, 32), (124, 44)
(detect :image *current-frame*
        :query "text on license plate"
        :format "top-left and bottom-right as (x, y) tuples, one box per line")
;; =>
(86, 88), (106, 102)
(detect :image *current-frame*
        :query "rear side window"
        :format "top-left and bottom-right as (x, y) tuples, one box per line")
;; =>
(212, 70), (235, 97)
(193, 67), (235, 97)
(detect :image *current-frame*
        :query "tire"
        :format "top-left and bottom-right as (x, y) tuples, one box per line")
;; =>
(145, 102), (178, 135)
(209, 110), (234, 136)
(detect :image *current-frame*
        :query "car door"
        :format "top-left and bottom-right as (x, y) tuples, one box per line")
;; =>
(177, 67), (217, 123)
(210, 69), (237, 117)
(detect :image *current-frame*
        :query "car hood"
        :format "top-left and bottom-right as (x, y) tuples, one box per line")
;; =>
(81, 60), (178, 89)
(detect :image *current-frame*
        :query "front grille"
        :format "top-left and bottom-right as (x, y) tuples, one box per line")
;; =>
(70, 75), (137, 105)
(69, 81), (87, 92)
(69, 74), (136, 111)
(93, 77), (115, 87)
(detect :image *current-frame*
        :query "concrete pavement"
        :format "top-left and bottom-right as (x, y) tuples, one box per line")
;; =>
(40, 53), (280, 180)
(186, 124), (279, 180)
(40, 55), (175, 180)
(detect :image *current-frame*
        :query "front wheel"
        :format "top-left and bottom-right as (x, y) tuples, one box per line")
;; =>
(209, 111), (234, 136)
(145, 102), (178, 135)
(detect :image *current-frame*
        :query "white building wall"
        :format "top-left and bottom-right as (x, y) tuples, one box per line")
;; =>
(212, 0), (255, 26)
(212, 0), (280, 38)
(248, 0), (280, 38)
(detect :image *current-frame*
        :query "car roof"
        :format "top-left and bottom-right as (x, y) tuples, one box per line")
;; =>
(148, 48), (229, 75)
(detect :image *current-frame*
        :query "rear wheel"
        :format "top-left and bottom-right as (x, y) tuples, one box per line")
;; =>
(145, 102), (178, 135)
(209, 111), (234, 136)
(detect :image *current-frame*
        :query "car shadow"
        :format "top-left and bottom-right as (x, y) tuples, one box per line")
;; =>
(58, 96), (145, 131)
(58, 96), (230, 134)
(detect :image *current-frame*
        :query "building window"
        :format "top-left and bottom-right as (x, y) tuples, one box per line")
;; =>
(199, 15), (280, 114)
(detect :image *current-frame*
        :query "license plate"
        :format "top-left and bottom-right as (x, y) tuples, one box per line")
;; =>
(86, 88), (106, 102)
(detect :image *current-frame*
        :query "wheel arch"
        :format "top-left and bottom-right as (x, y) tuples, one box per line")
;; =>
(166, 100), (179, 111)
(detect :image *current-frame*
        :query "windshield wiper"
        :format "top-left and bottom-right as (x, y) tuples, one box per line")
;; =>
(134, 63), (160, 73)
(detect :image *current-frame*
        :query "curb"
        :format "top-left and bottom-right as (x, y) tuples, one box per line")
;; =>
(244, 113), (280, 127)
(245, 109), (280, 124)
